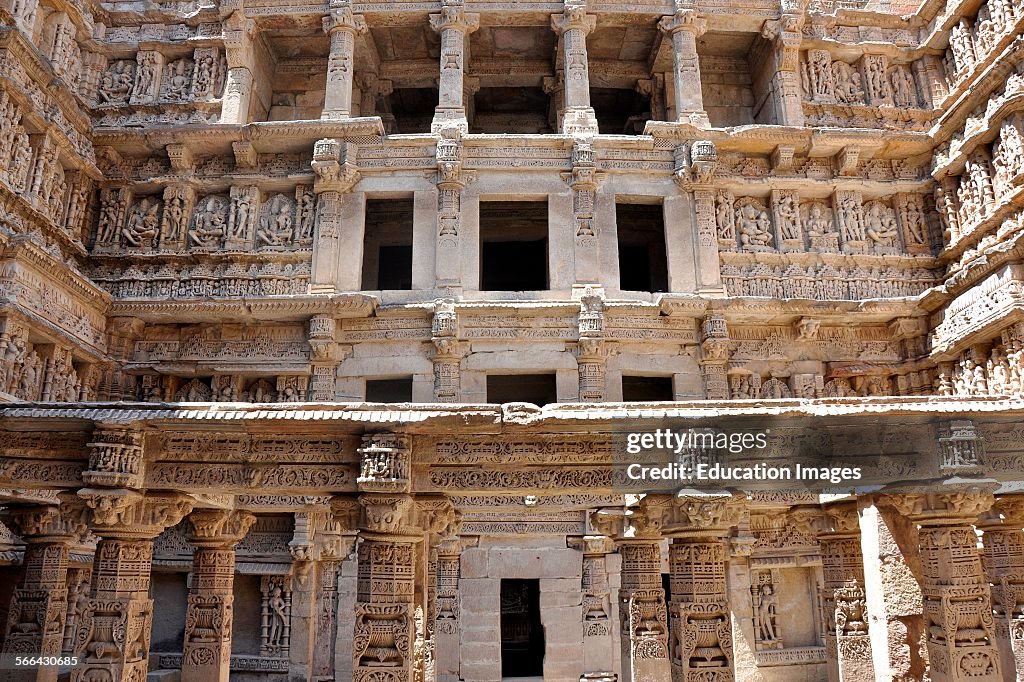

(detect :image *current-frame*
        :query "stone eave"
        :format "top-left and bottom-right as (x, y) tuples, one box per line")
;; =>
(93, 117), (387, 155)
(3, 396), (1024, 431)
(2, 236), (111, 310)
(107, 293), (377, 323)
(682, 295), (926, 324)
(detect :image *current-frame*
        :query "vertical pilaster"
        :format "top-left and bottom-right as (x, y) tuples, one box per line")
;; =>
(310, 138), (361, 294)
(576, 288), (608, 402)
(593, 500), (672, 682)
(221, 13), (255, 124)
(887, 491), (1001, 682)
(576, 536), (616, 675)
(700, 314), (730, 400)
(430, 0), (479, 132)
(322, 1), (367, 120)
(434, 532), (462, 682)
(431, 299), (462, 402)
(658, 7), (709, 127)
(978, 496), (1024, 680)
(566, 139), (604, 285)
(433, 129), (471, 291)
(181, 510), (256, 682)
(2, 501), (87, 682)
(818, 502), (875, 682)
(551, 0), (598, 134)
(760, 16), (804, 126)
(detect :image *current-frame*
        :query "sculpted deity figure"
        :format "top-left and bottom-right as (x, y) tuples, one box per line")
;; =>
(890, 65), (917, 107)
(189, 196), (227, 248)
(804, 203), (832, 236)
(776, 193), (799, 240)
(736, 202), (773, 249)
(269, 587), (287, 646)
(257, 194), (295, 247)
(755, 584), (778, 642)
(864, 202), (898, 247)
(99, 60), (135, 103)
(123, 199), (160, 247)
(164, 59), (191, 99)
(832, 61), (864, 104)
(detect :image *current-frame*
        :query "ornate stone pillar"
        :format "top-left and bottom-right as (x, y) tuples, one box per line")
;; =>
(307, 315), (340, 401)
(433, 128), (471, 291)
(700, 314), (730, 400)
(310, 138), (360, 294)
(566, 139), (604, 285)
(818, 501), (874, 682)
(322, 0), (367, 120)
(593, 501), (672, 682)
(886, 491), (1001, 682)
(181, 510), (256, 682)
(353, 432), (419, 682)
(662, 493), (743, 682)
(430, 0), (479, 132)
(674, 140), (723, 295)
(571, 535), (616, 675)
(658, 6), (709, 127)
(977, 496), (1024, 680)
(576, 288), (608, 402)
(434, 522), (463, 682)
(221, 12), (255, 124)
(2, 501), (88, 682)
(551, 0), (598, 135)
(71, 490), (194, 682)
(431, 299), (462, 402)
(760, 15), (804, 126)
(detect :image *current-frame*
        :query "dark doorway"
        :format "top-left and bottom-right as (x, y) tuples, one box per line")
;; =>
(479, 201), (549, 291)
(387, 87), (439, 134)
(487, 374), (557, 406)
(591, 87), (652, 134)
(617, 202), (668, 292)
(622, 375), (674, 402)
(366, 377), (414, 402)
(362, 199), (414, 290)
(501, 579), (544, 678)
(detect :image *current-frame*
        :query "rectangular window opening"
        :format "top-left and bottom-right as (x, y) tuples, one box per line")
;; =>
(480, 201), (549, 291)
(365, 377), (414, 403)
(616, 202), (668, 293)
(592, 87), (652, 135)
(622, 375), (674, 402)
(501, 578), (544, 678)
(362, 198), (414, 290)
(486, 373), (557, 407)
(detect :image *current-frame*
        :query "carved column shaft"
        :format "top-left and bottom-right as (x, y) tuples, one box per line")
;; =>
(818, 504), (875, 682)
(2, 502), (82, 682)
(434, 538), (461, 681)
(667, 538), (734, 681)
(323, 8), (367, 120)
(430, 4), (479, 132)
(978, 497), (1024, 681)
(182, 510), (255, 682)
(71, 491), (193, 682)
(659, 11), (709, 127)
(551, 3), (598, 134)
(618, 541), (672, 682)
(888, 492), (1001, 682)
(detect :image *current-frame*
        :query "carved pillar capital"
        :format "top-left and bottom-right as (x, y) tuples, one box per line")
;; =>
(311, 138), (360, 193)
(4, 498), (89, 543)
(429, 4), (480, 34)
(883, 489), (995, 525)
(551, 4), (597, 36)
(322, 5), (367, 34)
(658, 9), (706, 37)
(186, 509), (256, 548)
(78, 489), (194, 540)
